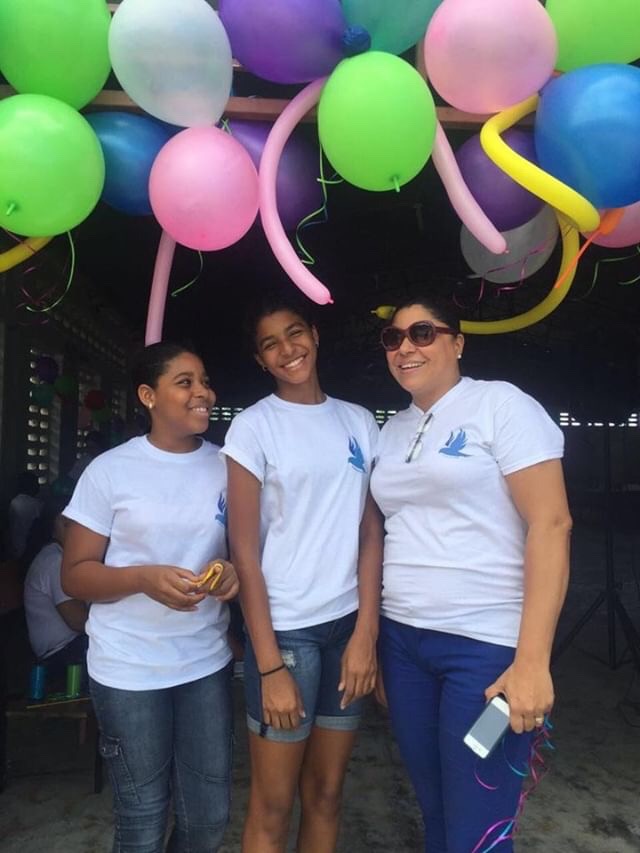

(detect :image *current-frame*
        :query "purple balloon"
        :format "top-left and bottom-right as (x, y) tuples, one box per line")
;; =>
(227, 120), (324, 231)
(34, 355), (59, 384)
(219, 0), (346, 84)
(455, 129), (544, 232)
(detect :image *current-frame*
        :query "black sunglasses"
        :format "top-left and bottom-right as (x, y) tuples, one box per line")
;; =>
(380, 321), (458, 352)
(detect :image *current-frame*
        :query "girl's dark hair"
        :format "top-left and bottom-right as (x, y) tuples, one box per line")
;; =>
(390, 295), (461, 334)
(243, 290), (315, 353)
(130, 341), (200, 392)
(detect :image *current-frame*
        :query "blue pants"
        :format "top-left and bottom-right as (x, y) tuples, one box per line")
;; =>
(379, 618), (533, 853)
(90, 667), (233, 853)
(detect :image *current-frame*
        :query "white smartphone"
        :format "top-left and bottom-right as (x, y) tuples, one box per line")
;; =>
(463, 695), (511, 759)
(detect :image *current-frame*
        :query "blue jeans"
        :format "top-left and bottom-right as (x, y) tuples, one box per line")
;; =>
(244, 610), (363, 743)
(379, 618), (533, 853)
(90, 666), (233, 853)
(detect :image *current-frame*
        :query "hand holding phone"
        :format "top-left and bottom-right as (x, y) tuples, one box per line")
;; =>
(464, 695), (510, 759)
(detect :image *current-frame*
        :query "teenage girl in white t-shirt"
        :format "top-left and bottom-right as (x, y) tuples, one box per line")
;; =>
(62, 342), (239, 853)
(222, 293), (382, 853)
(370, 296), (572, 853)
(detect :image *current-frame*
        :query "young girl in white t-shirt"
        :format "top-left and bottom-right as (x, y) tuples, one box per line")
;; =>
(62, 342), (239, 853)
(222, 293), (382, 853)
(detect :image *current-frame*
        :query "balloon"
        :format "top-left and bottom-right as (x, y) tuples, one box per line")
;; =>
(145, 231), (176, 345)
(84, 389), (107, 411)
(149, 127), (259, 251)
(86, 112), (175, 215)
(318, 52), (436, 192)
(54, 375), (77, 399)
(31, 384), (55, 408)
(461, 212), (579, 335)
(0, 95), (105, 237)
(226, 120), (323, 232)
(586, 202), (640, 249)
(109, 0), (232, 127)
(34, 356), (59, 384)
(461, 205), (559, 284)
(480, 95), (600, 233)
(260, 79), (333, 305)
(0, 0), (111, 109)
(0, 237), (53, 273)
(432, 124), (506, 254)
(456, 129), (544, 232)
(546, 0), (640, 71)
(92, 407), (112, 425)
(219, 0), (345, 84)
(424, 0), (557, 113)
(535, 65), (640, 210)
(342, 0), (442, 56)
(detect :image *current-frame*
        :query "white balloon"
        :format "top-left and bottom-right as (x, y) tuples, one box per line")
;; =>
(109, 0), (233, 127)
(460, 205), (559, 284)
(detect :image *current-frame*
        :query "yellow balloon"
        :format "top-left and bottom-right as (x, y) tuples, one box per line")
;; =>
(461, 212), (579, 335)
(480, 95), (600, 233)
(0, 236), (52, 272)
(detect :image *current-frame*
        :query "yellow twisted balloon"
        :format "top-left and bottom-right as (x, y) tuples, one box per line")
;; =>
(0, 236), (53, 273)
(460, 211), (579, 335)
(480, 95), (600, 233)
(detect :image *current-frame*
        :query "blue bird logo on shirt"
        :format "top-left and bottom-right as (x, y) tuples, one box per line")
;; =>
(348, 436), (366, 473)
(439, 429), (470, 458)
(215, 492), (228, 527)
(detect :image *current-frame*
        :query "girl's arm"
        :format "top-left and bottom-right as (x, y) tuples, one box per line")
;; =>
(485, 459), (572, 732)
(226, 458), (305, 729)
(339, 492), (384, 708)
(62, 520), (207, 611)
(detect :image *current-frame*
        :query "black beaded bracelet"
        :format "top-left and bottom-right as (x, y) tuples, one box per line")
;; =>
(259, 662), (286, 678)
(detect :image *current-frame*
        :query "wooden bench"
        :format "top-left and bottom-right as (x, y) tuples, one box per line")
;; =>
(4, 695), (103, 793)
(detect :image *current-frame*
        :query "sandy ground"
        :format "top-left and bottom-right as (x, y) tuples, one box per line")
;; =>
(2, 522), (640, 852)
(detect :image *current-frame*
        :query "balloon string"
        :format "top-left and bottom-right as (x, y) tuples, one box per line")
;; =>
(295, 139), (339, 266)
(575, 245), (640, 301)
(25, 231), (75, 314)
(171, 251), (203, 297)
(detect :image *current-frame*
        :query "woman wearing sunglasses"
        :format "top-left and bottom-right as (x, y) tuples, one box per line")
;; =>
(222, 293), (382, 852)
(370, 296), (571, 853)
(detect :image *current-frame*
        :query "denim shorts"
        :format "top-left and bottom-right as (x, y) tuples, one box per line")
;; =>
(244, 610), (363, 743)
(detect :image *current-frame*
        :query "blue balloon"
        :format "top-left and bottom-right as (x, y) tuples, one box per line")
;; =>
(535, 64), (640, 209)
(85, 112), (176, 215)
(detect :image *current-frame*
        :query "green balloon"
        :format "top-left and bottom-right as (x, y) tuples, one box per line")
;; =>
(54, 374), (78, 399)
(546, 0), (640, 71)
(0, 0), (111, 109)
(0, 94), (105, 236)
(342, 0), (442, 56)
(31, 383), (56, 407)
(318, 52), (436, 192)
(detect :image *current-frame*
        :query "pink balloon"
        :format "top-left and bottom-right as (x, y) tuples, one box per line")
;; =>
(424, 0), (557, 113)
(149, 127), (259, 251)
(587, 202), (640, 249)
(432, 124), (506, 255)
(259, 78), (333, 305)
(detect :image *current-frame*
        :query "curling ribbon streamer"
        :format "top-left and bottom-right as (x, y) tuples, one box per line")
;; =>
(480, 96), (600, 234)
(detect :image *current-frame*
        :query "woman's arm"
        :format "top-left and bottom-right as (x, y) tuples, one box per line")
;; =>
(485, 459), (572, 732)
(339, 492), (384, 708)
(226, 458), (305, 729)
(62, 521), (207, 611)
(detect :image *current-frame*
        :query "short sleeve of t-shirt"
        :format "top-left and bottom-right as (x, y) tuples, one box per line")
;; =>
(221, 412), (267, 484)
(491, 386), (564, 476)
(48, 563), (71, 607)
(64, 461), (115, 538)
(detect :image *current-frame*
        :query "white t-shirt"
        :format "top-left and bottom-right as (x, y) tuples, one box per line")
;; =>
(64, 436), (232, 690)
(24, 541), (80, 660)
(370, 377), (564, 647)
(221, 394), (379, 630)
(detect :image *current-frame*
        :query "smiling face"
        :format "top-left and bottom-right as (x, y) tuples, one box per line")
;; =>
(137, 351), (216, 442)
(255, 309), (319, 391)
(385, 304), (464, 410)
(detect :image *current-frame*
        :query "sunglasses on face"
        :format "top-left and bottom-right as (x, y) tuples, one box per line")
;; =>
(380, 321), (458, 352)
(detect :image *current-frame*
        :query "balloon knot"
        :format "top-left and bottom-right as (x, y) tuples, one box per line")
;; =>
(341, 25), (371, 57)
(6, 202), (16, 216)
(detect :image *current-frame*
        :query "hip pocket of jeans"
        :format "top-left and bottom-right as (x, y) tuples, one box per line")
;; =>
(98, 734), (141, 806)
